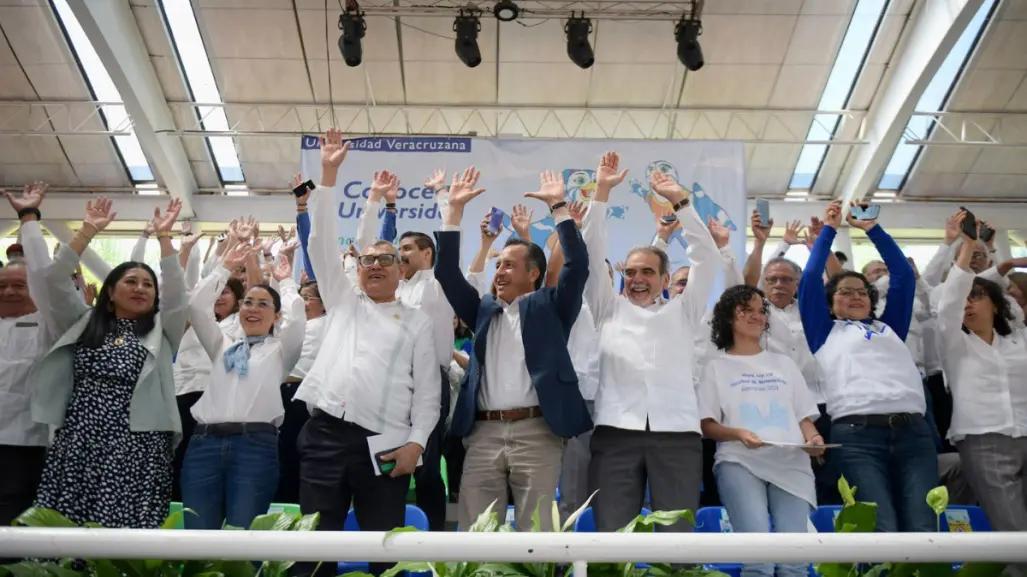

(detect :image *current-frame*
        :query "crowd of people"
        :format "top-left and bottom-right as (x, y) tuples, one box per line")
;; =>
(2, 127), (1027, 577)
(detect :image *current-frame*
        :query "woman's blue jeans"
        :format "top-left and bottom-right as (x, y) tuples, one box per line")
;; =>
(182, 430), (279, 530)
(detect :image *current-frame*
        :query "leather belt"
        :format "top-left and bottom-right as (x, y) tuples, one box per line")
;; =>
(834, 413), (923, 429)
(476, 406), (543, 422)
(283, 377), (303, 384)
(194, 422), (277, 436)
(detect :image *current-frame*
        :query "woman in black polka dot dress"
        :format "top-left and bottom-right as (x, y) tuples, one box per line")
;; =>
(25, 196), (189, 529)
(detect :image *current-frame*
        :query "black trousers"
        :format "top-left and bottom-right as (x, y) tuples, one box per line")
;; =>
(172, 391), (203, 502)
(414, 419), (447, 530)
(276, 381), (310, 504)
(0, 444), (47, 563)
(814, 403), (842, 506)
(924, 372), (955, 453)
(699, 438), (720, 507)
(294, 411), (410, 577)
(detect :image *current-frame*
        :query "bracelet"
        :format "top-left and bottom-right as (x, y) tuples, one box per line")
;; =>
(17, 207), (41, 221)
(80, 221), (99, 235)
(672, 197), (690, 212)
(385, 202), (397, 209)
(156, 231), (172, 239)
(550, 201), (567, 212)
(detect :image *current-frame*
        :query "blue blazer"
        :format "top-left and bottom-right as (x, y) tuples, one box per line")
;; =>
(434, 219), (593, 439)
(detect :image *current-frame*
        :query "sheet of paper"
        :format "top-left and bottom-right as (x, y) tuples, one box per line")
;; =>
(762, 441), (842, 449)
(367, 429), (424, 476)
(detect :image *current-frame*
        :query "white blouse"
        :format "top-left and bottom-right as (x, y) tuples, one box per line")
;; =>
(174, 313), (242, 396)
(699, 350), (819, 507)
(936, 266), (1027, 442)
(188, 267), (306, 425)
(289, 314), (326, 381)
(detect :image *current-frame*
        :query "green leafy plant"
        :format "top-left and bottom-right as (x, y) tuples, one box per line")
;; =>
(0, 507), (321, 577)
(372, 493), (729, 577)
(815, 478), (1005, 577)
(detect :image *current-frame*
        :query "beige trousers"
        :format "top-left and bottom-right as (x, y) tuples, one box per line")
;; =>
(458, 417), (565, 531)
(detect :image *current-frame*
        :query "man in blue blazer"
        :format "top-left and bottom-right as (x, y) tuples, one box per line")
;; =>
(434, 167), (592, 531)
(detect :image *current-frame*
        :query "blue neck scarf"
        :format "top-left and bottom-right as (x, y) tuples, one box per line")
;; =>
(223, 335), (269, 376)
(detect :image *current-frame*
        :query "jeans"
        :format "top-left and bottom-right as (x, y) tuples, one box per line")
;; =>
(181, 430), (280, 530)
(715, 461), (810, 577)
(829, 417), (939, 532)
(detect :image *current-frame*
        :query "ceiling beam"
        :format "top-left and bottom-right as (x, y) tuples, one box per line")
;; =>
(837, 0), (986, 208)
(62, 0), (198, 218)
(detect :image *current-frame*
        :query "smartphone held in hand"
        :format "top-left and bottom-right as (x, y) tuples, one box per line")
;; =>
(486, 207), (506, 236)
(850, 204), (881, 221)
(756, 198), (770, 227)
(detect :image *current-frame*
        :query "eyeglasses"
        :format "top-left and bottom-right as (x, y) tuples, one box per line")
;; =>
(240, 298), (274, 310)
(764, 276), (797, 286)
(357, 254), (398, 267)
(967, 288), (988, 302)
(971, 252), (989, 261)
(301, 295), (322, 302)
(836, 288), (869, 298)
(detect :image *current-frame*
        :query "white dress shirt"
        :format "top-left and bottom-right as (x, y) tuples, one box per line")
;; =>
(875, 275), (931, 375)
(174, 313), (241, 396)
(477, 293), (538, 411)
(289, 314), (326, 380)
(936, 266), (1027, 442)
(398, 269), (457, 370)
(294, 185), (441, 449)
(0, 311), (53, 446)
(583, 199), (719, 433)
(766, 302), (823, 403)
(568, 302), (600, 401)
(188, 268), (306, 425)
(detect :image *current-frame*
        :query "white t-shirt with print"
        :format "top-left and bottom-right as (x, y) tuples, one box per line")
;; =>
(699, 350), (819, 507)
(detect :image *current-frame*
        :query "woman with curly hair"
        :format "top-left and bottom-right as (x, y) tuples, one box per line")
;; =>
(699, 284), (822, 577)
(936, 211), (1027, 551)
(799, 199), (936, 533)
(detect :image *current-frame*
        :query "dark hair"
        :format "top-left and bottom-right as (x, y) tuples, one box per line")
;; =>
(454, 317), (473, 340)
(710, 285), (770, 351)
(833, 251), (849, 265)
(300, 280), (320, 299)
(245, 283), (281, 335)
(399, 231), (436, 266)
(963, 276), (1013, 337)
(503, 238), (547, 290)
(79, 262), (159, 349)
(627, 245), (670, 275)
(824, 270), (878, 320)
(217, 278), (245, 321)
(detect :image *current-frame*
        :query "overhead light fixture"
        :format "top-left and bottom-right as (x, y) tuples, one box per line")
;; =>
(338, 10), (366, 67)
(565, 13), (594, 69)
(675, 16), (703, 71)
(492, 0), (519, 22)
(454, 10), (482, 68)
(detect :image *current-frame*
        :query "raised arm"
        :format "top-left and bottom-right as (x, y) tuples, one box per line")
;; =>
(355, 170), (397, 250)
(935, 233), (975, 356)
(798, 200), (841, 354)
(434, 166), (486, 328)
(189, 254), (238, 361)
(581, 152), (628, 326)
(151, 198), (188, 350)
(306, 128), (356, 312)
(847, 204), (914, 339)
(131, 220), (152, 263)
(296, 200), (316, 281)
(271, 259), (306, 379)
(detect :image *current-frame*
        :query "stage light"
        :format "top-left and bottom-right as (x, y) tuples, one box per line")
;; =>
(454, 11), (482, 68)
(493, 0), (519, 22)
(338, 10), (366, 67)
(565, 14), (594, 69)
(675, 17), (704, 71)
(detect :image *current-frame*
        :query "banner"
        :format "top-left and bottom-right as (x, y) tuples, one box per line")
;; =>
(299, 136), (747, 305)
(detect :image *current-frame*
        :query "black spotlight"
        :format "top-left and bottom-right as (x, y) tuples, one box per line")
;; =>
(675, 17), (703, 71)
(565, 14), (594, 69)
(454, 11), (482, 68)
(338, 10), (366, 67)
(493, 0), (519, 22)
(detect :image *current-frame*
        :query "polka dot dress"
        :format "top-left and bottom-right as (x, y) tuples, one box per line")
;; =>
(35, 318), (173, 529)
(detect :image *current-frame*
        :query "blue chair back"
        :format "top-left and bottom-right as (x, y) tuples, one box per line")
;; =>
(573, 507), (652, 532)
(810, 505), (842, 533)
(695, 507), (733, 533)
(339, 505), (430, 576)
(941, 506), (991, 532)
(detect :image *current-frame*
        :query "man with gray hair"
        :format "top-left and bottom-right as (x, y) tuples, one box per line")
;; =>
(581, 152), (719, 533)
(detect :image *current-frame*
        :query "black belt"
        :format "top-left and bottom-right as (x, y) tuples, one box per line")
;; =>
(194, 422), (277, 436)
(834, 413), (923, 429)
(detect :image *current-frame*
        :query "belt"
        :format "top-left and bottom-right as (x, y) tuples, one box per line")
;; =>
(834, 413), (923, 429)
(283, 377), (303, 384)
(194, 422), (277, 436)
(476, 406), (543, 422)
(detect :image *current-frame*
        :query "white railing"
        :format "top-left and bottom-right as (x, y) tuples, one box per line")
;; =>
(1, 529), (1027, 564)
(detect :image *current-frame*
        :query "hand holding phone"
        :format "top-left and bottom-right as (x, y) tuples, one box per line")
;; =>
(755, 198), (770, 228)
(660, 214), (678, 224)
(959, 206), (978, 241)
(849, 204), (881, 221)
(486, 207), (506, 236)
(979, 221), (996, 244)
(374, 448), (399, 474)
(292, 179), (315, 197)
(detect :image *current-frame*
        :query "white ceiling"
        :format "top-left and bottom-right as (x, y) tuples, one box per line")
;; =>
(0, 0), (1023, 203)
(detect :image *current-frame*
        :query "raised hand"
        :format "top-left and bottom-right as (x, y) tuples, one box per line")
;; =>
(750, 209), (771, 243)
(181, 230), (206, 252)
(944, 211), (961, 245)
(83, 197), (117, 233)
(478, 213), (496, 240)
(260, 236), (277, 254)
(596, 151), (628, 191)
(510, 204), (533, 239)
(144, 219), (156, 237)
(152, 198), (183, 233)
(614, 261), (625, 274)
(279, 239), (299, 260)
(83, 283), (97, 308)
(369, 170), (397, 202)
(234, 216), (257, 241)
(782, 220), (804, 245)
(823, 200), (843, 229)
(424, 168), (446, 191)
(846, 201), (877, 231)
(449, 167), (485, 208)
(708, 216), (730, 249)
(649, 171), (687, 206)
(655, 211), (680, 242)
(4, 181), (47, 212)
(222, 242), (253, 271)
(386, 172), (400, 203)
(291, 173), (310, 205)
(278, 224), (296, 243)
(320, 127), (350, 169)
(524, 170), (565, 207)
(567, 200), (587, 228)
(272, 258), (293, 282)
(954, 210), (974, 244)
